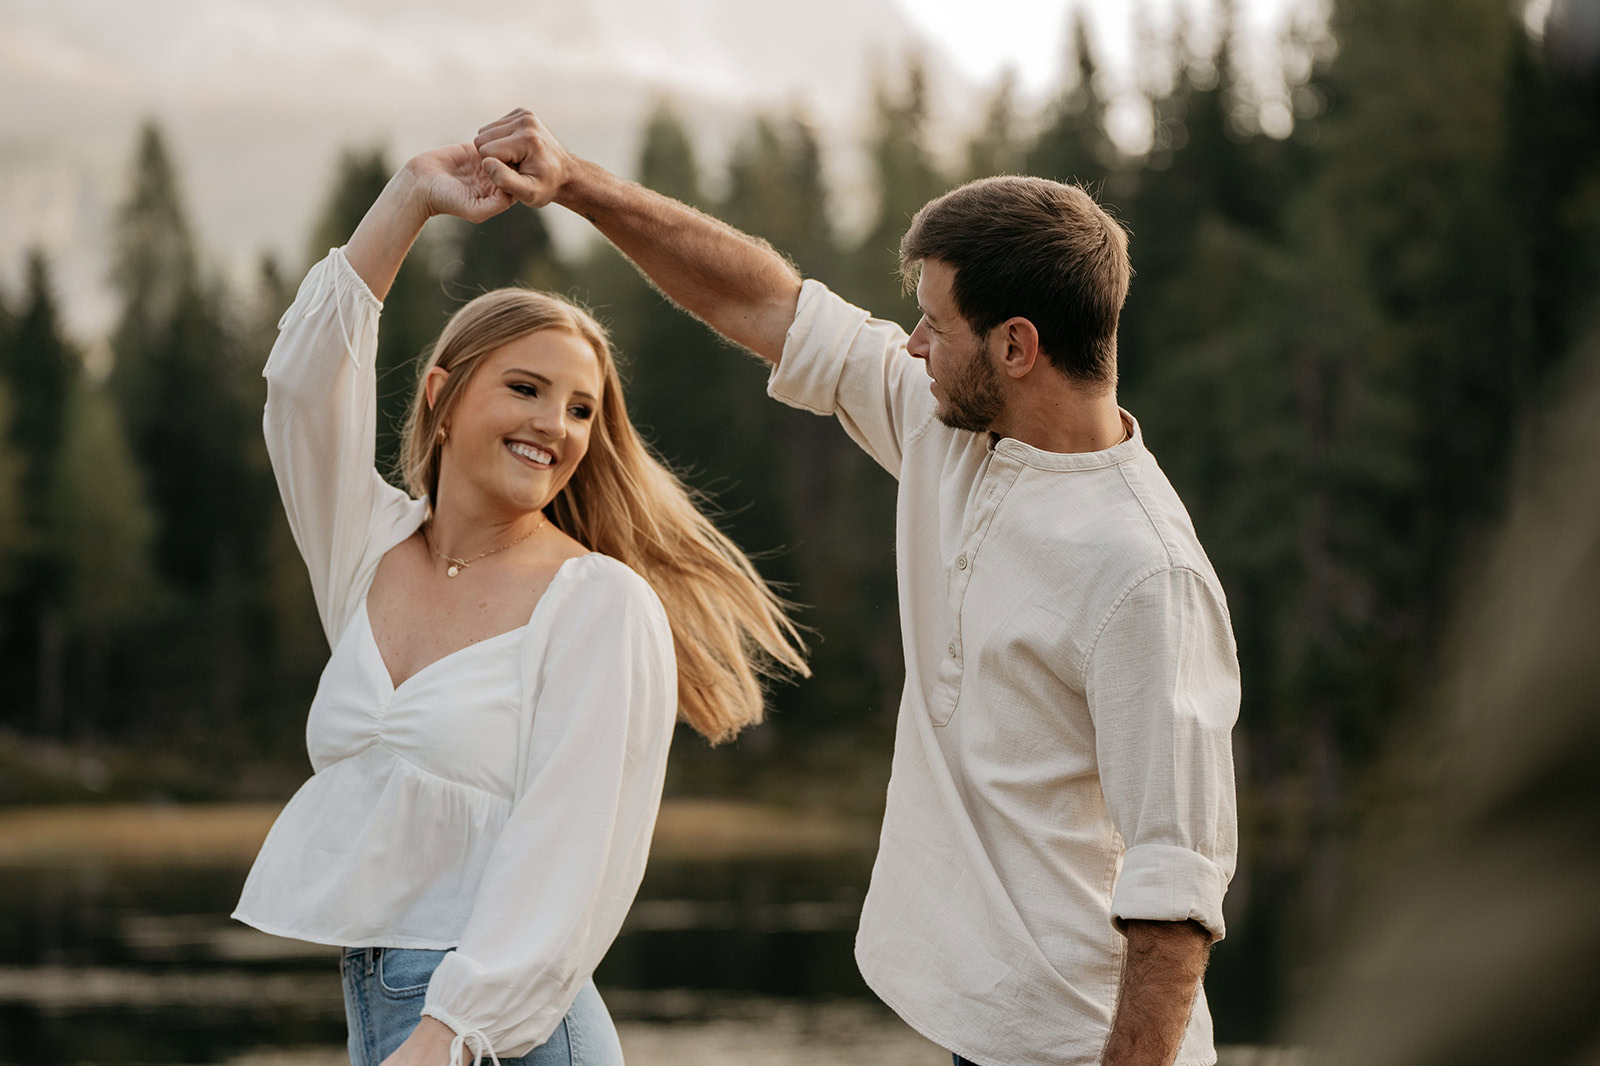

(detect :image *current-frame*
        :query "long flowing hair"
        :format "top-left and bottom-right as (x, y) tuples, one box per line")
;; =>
(398, 288), (807, 743)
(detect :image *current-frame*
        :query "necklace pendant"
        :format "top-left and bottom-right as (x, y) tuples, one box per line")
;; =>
(446, 564), (461, 578)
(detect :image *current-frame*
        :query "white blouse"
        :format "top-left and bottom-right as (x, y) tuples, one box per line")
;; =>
(232, 248), (678, 1061)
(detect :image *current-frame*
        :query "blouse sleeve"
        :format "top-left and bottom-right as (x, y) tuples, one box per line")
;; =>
(261, 246), (424, 645)
(419, 558), (678, 1060)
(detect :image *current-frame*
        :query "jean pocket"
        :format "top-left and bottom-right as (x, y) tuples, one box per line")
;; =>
(377, 947), (445, 998)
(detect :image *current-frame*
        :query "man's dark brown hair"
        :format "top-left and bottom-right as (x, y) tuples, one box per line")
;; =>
(899, 176), (1132, 387)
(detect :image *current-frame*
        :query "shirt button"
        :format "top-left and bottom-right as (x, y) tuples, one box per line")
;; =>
(956, 554), (968, 570)
(947, 643), (957, 658)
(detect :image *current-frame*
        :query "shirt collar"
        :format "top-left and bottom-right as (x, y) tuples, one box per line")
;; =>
(988, 409), (1143, 471)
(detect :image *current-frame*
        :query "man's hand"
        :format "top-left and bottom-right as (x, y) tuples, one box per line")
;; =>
(474, 109), (575, 209)
(1101, 919), (1211, 1066)
(469, 106), (800, 364)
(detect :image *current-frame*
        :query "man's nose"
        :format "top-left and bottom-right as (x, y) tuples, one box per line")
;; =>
(907, 322), (930, 361)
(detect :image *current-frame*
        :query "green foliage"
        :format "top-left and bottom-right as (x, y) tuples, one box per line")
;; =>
(638, 99), (706, 208)
(722, 111), (836, 278)
(965, 70), (1026, 180)
(2, 251), (79, 521)
(1026, 13), (1117, 187)
(851, 60), (948, 321)
(45, 380), (160, 631)
(2, 6), (1598, 1026)
(446, 206), (566, 299)
(0, 386), (25, 596)
(0, 251), (84, 734)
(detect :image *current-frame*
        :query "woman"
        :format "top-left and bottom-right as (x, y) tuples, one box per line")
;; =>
(231, 142), (807, 1066)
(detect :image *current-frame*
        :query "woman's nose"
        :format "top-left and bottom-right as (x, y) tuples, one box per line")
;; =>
(529, 404), (566, 440)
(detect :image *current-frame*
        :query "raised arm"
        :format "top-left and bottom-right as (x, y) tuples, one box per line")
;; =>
(262, 145), (514, 646)
(346, 144), (515, 300)
(474, 109), (801, 365)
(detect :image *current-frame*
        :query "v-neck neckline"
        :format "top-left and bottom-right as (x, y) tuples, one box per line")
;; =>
(362, 555), (584, 694)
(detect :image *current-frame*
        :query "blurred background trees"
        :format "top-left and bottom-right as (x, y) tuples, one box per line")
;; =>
(0, 0), (1596, 1041)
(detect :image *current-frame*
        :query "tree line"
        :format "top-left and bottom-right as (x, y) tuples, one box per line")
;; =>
(1, 0), (1596, 846)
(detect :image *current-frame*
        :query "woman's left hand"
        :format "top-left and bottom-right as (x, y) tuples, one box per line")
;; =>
(407, 143), (517, 224)
(378, 1016), (470, 1066)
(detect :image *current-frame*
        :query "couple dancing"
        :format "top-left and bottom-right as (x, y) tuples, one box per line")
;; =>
(233, 109), (1239, 1066)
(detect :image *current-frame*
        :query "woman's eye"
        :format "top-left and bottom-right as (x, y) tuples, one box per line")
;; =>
(570, 406), (594, 421)
(510, 383), (538, 398)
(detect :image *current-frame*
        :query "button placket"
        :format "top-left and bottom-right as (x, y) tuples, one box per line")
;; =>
(932, 456), (1023, 725)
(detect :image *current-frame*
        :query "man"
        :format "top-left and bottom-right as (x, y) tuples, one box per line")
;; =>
(473, 108), (1240, 1066)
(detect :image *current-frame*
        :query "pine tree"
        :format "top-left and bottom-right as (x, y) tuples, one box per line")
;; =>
(1025, 14), (1116, 189)
(3, 250), (79, 517)
(966, 70), (1027, 180)
(638, 99), (706, 209)
(851, 60), (947, 321)
(722, 110), (835, 277)
(45, 380), (161, 739)
(0, 251), (81, 735)
(0, 386), (24, 598)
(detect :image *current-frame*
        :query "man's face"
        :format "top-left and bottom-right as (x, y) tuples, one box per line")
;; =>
(907, 259), (1005, 433)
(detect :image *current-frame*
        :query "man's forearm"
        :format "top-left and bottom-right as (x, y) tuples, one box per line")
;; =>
(555, 157), (802, 364)
(1102, 919), (1210, 1066)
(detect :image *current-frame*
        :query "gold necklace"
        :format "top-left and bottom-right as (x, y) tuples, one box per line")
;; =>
(424, 515), (546, 578)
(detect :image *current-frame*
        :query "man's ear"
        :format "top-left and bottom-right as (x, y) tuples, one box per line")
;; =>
(996, 317), (1041, 379)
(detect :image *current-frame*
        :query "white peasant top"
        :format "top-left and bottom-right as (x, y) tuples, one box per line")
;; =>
(232, 248), (678, 1061)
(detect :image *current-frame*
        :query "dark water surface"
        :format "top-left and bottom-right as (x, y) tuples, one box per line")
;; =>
(0, 855), (876, 1062)
(0, 848), (1290, 1063)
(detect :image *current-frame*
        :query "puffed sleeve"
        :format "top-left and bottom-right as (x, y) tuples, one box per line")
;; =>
(419, 557), (678, 1060)
(766, 279), (938, 479)
(1085, 566), (1240, 942)
(261, 246), (425, 645)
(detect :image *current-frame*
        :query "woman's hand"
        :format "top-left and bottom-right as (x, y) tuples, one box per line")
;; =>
(345, 144), (513, 301)
(378, 1016), (470, 1066)
(405, 143), (516, 223)
(474, 109), (574, 209)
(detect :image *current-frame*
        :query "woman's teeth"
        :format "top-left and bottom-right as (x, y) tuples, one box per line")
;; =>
(507, 441), (554, 466)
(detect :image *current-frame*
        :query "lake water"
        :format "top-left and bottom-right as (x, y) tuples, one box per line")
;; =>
(0, 826), (1304, 1065)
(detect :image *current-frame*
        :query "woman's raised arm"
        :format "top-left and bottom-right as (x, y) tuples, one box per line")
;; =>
(262, 146), (514, 645)
(345, 145), (514, 300)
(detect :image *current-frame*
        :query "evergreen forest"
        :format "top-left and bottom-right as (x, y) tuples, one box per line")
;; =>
(1, 0), (1597, 1038)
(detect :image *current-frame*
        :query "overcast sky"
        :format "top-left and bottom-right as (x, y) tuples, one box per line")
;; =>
(899, 0), (1313, 98)
(0, 0), (1323, 339)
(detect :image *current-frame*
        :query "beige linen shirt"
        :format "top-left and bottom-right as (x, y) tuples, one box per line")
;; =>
(769, 280), (1240, 1066)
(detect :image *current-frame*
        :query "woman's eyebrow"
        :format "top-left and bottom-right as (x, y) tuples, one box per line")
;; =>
(502, 368), (597, 404)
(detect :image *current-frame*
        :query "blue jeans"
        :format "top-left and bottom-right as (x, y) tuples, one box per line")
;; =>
(340, 946), (623, 1066)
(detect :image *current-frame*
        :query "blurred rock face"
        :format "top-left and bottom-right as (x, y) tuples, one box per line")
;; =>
(1549, 0), (1600, 111)
(1289, 328), (1600, 1062)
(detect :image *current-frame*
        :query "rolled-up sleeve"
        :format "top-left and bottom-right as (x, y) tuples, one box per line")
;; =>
(1086, 566), (1240, 942)
(261, 246), (421, 644)
(767, 279), (936, 478)
(419, 560), (677, 1058)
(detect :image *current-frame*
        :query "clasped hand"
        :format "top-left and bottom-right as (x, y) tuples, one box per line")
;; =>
(406, 108), (571, 226)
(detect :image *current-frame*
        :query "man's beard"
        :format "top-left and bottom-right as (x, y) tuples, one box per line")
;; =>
(936, 341), (1005, 433)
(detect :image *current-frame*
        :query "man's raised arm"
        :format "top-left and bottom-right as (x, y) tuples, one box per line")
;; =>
(475, 108), (801, 365)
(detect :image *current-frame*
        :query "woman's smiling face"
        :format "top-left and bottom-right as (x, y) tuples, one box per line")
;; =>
(430, 327), (604, 515)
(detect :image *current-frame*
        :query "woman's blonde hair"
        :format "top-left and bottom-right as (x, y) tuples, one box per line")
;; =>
(399, 288), (808, 744)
